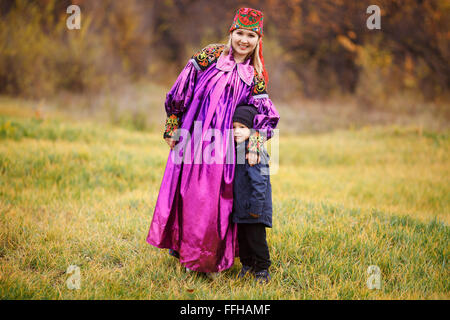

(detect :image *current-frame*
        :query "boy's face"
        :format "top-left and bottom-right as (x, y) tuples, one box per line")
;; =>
(233, 121), (251, 144)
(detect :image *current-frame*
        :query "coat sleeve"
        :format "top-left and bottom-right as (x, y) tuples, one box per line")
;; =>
(247, 78), (280, 141)
(246, 152), (270, 216)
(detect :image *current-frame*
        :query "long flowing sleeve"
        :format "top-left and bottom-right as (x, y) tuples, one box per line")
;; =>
(163, 59), (199, 139)
(165, 59), (199, 117)
(248, 94), (280, 141)
(163, 44), (225, 139)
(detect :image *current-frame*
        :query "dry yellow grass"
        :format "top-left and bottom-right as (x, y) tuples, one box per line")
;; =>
(0, 99), (448, 299)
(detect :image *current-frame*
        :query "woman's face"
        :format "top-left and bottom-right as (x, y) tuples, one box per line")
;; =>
(231, 29), (259, 60)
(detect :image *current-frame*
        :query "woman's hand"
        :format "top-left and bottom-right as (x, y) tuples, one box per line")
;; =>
(164, 129), (178, 150)
(247, 131), (264, 166)
(164, 137), (175, 150)
(246, 152), (260, 166)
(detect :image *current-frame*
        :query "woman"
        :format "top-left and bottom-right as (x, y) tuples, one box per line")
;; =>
(146, 7), (280, 274)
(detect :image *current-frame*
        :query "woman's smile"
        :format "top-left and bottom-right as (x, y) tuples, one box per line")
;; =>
(239, 43), (249, 50)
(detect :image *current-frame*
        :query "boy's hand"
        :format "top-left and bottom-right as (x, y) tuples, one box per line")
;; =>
(246, 152), (260, 166)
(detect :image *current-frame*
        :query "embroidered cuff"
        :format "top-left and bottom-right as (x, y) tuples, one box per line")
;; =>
(247, 132), (265, 155)
(163, 114), (180, 139)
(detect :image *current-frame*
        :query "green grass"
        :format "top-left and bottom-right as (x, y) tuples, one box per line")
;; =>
(0, 100), (448, 299)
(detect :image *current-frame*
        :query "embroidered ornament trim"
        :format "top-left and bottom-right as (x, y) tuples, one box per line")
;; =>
(229, 8), (264, 37)
(248, 131), (265, 155)
(192, 44), (225, 71)
(252, 71), (267, 96)
(163, 114), (180, 139)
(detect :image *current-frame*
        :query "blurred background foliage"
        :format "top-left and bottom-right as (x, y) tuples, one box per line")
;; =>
(0, 0), (448, 130)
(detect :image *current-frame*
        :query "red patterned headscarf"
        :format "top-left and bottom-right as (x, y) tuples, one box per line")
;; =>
(229, 7), (268, 84)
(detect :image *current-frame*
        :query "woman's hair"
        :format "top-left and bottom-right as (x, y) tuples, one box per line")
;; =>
(219, 34), (264, 77)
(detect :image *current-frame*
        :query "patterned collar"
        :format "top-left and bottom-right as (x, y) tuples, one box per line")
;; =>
(216, 46), (254, 86)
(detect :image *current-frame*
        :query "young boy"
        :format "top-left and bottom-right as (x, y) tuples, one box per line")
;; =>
(232, 105), (273, 284)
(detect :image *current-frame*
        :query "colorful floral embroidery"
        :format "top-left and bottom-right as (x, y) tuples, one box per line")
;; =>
(252, 71), (267, 96)
(163, 114), (180, 139)
(247, 131), (265, 154)
(192, 44), (225, 71)
(229, 8), (264, 37)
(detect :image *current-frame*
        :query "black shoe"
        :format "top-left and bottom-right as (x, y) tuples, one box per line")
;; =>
(254, 269), (271, 284)
(237, 265), (253, 279)
(168, 249), (180, 259)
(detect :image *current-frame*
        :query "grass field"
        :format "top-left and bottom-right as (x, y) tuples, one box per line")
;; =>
(0, 98), (448, 299)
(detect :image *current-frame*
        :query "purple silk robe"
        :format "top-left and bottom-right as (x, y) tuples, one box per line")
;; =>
(146, 45), (280, 272)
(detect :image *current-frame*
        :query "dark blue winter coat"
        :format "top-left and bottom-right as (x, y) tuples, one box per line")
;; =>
(232, 139), (273, 228)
